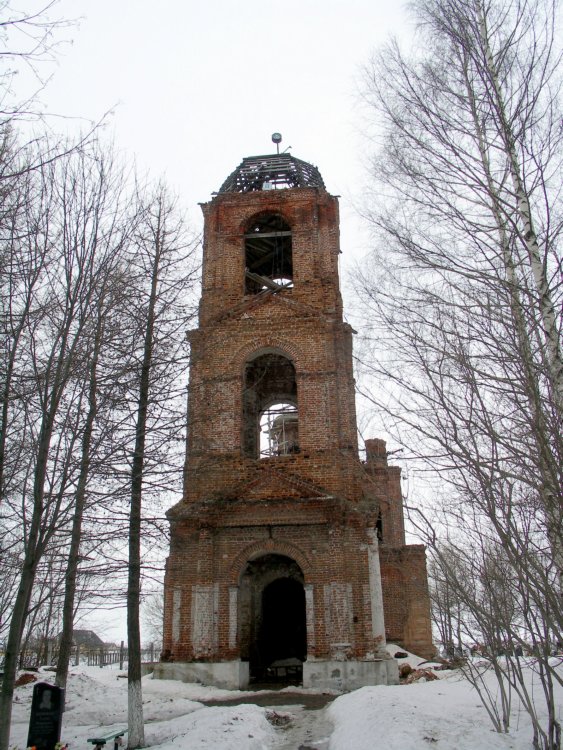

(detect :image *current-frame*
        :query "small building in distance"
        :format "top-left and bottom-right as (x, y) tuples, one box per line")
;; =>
(65, 630), (105, 650)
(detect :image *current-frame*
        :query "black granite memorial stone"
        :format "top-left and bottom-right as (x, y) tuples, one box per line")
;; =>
(27, 682), (64, 750)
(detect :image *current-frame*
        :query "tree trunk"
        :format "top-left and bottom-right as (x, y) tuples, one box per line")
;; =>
(127, 221), (162, 749)
(0, 404), (56, 750)
(55, 316), (103, 689)
(475, 0), (563, 593)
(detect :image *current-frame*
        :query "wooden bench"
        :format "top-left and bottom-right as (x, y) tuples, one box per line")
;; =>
(87, 728), (127, 750)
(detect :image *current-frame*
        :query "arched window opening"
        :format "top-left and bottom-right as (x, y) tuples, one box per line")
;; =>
(245, 213), (293, 294)
(242, 352), (299, 458)
(260, 402), (299, 457)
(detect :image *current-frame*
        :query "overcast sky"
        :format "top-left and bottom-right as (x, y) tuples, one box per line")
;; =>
(29, 0), (414, 279)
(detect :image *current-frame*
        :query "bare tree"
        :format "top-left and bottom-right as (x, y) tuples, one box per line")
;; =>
(428, 550), (464, 658)
(123, 183), (198, 748)
(356, 0), (562, 747)
(0, 2), (90, 184)
(0, 148), (85, 750)
(141, 590), (164, 651)
(0, 12), (197, 747)
(425, 532), (559, 744)
(0, 140), (132, 750)
(52, 144), (135, 691)
(0, 1), (69, 120)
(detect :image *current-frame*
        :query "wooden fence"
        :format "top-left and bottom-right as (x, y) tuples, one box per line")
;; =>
(1, 641), (158, 670)
(87, 642), (157, 668)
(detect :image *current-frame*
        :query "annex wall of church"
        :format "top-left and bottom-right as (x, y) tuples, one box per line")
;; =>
(380, 547), (434, 658)
(362, 438), (434, 658)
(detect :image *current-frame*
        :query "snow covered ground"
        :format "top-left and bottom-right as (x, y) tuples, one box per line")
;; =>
(8, 648), (562, 749)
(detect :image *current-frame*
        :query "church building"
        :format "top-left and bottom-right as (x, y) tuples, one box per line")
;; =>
(155, 147), (433, 691)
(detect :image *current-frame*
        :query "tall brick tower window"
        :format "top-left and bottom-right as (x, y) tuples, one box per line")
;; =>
(157, 149), (434, 692)
(242, 350), (298, 458)
(245, 213), (293, 294)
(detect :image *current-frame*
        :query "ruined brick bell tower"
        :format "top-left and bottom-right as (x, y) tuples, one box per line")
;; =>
(157, 145), (433, 690)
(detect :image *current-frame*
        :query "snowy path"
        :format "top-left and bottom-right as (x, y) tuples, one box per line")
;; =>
(269, 703), (333, 750)
(8, 656), (562, 750)
(201, 691), (335, 750)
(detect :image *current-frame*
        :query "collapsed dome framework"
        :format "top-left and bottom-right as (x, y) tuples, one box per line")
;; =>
(218, 153), (325, 193)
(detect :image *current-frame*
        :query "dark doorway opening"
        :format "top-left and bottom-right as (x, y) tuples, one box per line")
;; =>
(260, 578), (306, 667)
(238, 554), (306, 684)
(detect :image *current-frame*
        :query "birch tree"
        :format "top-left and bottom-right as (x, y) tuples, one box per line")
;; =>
(356, 0), (562, 746)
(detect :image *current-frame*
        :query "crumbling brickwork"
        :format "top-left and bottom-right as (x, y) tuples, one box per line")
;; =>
(163, 155), (434, 683)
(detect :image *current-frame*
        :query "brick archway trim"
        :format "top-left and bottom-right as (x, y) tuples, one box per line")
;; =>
(229, 539), (312, 585)
(232, 337), (305, 372)
(239, 207), (293, 234)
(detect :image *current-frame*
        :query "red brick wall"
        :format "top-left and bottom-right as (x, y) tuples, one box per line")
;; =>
(163, 184), (434, 665)
(380, 546), (434, 658)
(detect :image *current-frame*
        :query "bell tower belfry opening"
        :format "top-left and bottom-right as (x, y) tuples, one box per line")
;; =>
(157, 146), (433, 691)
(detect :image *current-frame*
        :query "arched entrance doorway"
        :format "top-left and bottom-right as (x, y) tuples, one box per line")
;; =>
(238, 554), (307, 682)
